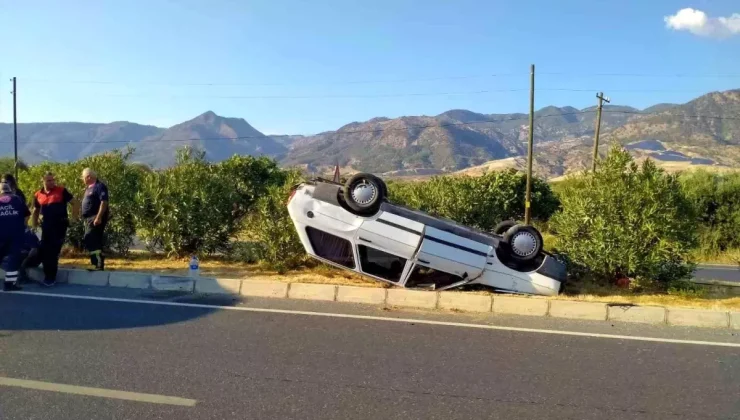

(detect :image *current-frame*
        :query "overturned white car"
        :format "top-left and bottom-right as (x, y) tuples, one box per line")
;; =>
(287, 173), (565, 296)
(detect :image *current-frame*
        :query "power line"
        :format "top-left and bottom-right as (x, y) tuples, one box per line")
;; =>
(0, 111), (591, 145)
(79, 88), (529, 99)
(5, 110), (739, 146)
(538, 72), (740, 78)
(22, 73), (523, 87)
(603, 110), (740, 120)
(54, 87), (713, 100)
(23, 72), (740, 87)
(13, 87), (714, 102)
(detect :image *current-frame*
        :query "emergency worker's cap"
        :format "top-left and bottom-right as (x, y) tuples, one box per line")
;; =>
(0, 182), (12, 194)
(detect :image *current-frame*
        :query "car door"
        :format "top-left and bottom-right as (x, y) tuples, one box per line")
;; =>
(356, 243), (412, 285)
(355, 211), (424, 260)
(412, 226), (491, 283)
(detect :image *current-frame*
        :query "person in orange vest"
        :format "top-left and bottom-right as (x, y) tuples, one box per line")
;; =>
(32, 171), (74, 286)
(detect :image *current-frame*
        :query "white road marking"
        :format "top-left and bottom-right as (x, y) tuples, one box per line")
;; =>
(0, 377), (197, 407)
(6, 290), (740, 348)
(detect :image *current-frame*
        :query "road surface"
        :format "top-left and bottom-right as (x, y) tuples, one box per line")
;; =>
(694, 264), (740, 283)
(1, 285), (739, 420)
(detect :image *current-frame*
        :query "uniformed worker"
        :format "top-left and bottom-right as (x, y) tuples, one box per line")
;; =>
(32, 171), (74, 286)
(0, 180), (31, 291)
(80, 168), (109, 271)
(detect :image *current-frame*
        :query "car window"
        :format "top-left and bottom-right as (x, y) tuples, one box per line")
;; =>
(405, 265), (465, 289)
(358, 245), (406, 282)
(305, 226), (355, 269)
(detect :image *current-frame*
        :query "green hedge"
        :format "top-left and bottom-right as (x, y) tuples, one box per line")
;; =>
(133, 148), (288, 257)
(679, 170), (740, 254)
(7, 145), (735, 286)
(550, 146), (697, 286)
(388, 169), (559, 232)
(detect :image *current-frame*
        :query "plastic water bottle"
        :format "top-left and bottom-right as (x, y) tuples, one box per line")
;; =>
(188, 255), (200, 278)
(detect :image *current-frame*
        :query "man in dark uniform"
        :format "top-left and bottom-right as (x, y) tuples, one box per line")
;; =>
(0, 180), (30, 291)
(81, 168), (109, 271)
(32, 171), (74, 286)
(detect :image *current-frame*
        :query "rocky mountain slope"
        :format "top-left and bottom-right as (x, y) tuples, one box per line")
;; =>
(132, 111), (288, 167)
(2, 89), (737, 178)
(281, 104), (645, 174)
(0, 122), (163, 164)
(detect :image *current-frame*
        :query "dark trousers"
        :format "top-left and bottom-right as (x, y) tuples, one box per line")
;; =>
(19, 248), (41, 283)
(84, 217), (107, 268)
(40, 223), (67, 281)
(0, 234), (23, 284)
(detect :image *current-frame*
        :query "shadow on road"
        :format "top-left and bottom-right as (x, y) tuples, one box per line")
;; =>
(0, 285), (245, 332)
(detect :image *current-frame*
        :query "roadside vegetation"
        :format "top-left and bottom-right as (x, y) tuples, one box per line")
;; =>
(4, 144), (739, 303)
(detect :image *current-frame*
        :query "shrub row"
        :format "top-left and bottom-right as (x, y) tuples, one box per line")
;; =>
(6, 144), (736, 288)
(9, 147), (289, 258)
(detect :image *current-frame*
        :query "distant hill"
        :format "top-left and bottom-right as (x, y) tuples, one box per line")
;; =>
(0, 122), (163, 164)
(280, 104), (645, 174)
(2, 88), (738, 178)
(132, 111), (288, 167)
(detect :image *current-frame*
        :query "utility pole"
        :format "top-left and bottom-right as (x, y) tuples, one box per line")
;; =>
(11, 77), (18, 180)
(524, 64), (535, 225)
(591, 92), (610, 172)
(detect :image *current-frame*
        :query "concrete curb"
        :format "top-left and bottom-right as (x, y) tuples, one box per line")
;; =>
(9, 268), (739, 330)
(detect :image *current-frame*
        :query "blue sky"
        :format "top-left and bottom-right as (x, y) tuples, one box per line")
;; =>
(0, 0), (739, 134)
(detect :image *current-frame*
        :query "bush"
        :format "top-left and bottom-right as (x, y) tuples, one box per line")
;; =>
(679, 170), (740, 254)
(387, 169), (559, 232)
(242, 169), (306, 272)
(550, 145), (697, 286)
(134, 148), (287, 257)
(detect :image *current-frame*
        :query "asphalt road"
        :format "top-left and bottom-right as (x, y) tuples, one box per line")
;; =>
(694, 264), (740, 283)
(1, 286), (739, 420)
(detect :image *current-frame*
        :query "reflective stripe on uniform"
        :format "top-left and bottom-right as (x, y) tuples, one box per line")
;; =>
(5, 270), (18, 282)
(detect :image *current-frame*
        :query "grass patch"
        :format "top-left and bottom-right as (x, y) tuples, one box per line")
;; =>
(691, 248), (740, 265)
(59, 251), (379, 288)
(554, 281), (740, 310)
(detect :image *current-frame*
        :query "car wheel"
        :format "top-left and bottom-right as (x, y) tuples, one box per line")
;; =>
(492, 220), (517, 236)
(503, 224), (543, 262)
(343, 173), (386, 215)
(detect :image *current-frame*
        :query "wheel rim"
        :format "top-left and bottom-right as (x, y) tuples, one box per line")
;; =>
(511, 231), (537, 257)
(351, 181), (377, 205)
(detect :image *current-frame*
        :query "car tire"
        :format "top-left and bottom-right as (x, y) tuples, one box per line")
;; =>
(502, 224), (543, 262)
(343, 173), (386, 216)
(492, 220), (517, 236)
(364, 173), (388, 200)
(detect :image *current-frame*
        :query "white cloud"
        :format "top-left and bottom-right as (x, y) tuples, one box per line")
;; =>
(664, 8), (740, 38)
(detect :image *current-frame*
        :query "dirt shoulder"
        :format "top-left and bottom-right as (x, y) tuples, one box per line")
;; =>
(59, 255), (740, 311)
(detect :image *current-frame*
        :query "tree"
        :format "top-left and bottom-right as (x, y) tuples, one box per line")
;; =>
(550, 145), (696, 285)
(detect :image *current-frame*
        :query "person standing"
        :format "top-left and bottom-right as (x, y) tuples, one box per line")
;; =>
(81, 168), (109, 271)
(0, 180), (30, 291)
(32, 172), (74, 286)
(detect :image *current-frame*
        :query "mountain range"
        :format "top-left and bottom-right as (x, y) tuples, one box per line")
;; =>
(1, 88), (738, 179)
